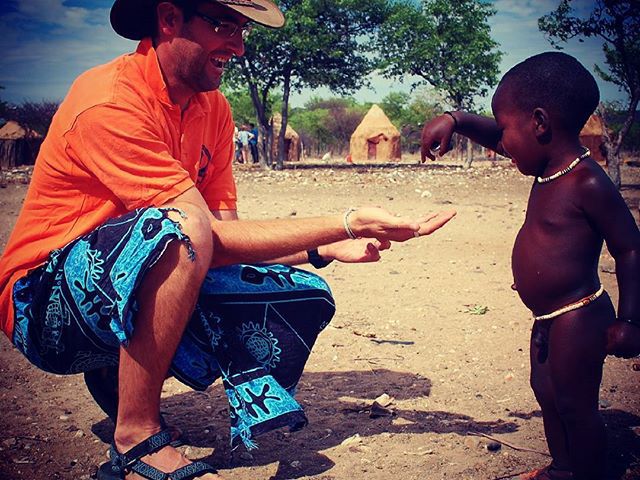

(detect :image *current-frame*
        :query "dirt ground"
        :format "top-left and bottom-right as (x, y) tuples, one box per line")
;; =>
(1, 157), (639, 480)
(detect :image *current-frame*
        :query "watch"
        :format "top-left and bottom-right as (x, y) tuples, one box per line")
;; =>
(307, 248), (333, 269)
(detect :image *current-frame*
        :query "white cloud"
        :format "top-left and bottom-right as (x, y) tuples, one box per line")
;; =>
(16, 0), (91, 29)
(0, 2), (135, 102)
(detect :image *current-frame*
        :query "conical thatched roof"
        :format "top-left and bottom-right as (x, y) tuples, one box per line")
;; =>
(272, 113), (300, 141)
(580, 114), (605, 137)
(0, 121), (41, 140)
(350, 105), (401, 162)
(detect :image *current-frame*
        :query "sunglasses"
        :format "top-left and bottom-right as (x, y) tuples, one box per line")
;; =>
(195, 12), (253, 40)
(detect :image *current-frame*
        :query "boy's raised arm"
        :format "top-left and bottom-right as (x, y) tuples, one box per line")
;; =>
(421, 111), (505, 162)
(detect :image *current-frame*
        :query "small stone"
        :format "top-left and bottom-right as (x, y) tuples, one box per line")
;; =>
(486, 441), (501, 452)
(239, 451), (253, 461)
(59, 415), (70, 421)
(391, 417), (413, 426)
(73, 430), (85, 438)
(373, 393), (394, 407)
(340, 434), (362, 447)
(290, 460), (301, 468)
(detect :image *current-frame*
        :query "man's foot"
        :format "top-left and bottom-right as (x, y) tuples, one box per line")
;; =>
(515, 464), (573, 479)
(100, 429), (222, 479)
(124, 445), (222, 479)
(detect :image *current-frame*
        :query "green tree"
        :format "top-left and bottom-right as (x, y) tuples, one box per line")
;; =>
(377, 0), (502, 166)
(381, 90), (445, 153)
(539, 0), (639, 188)
(289, 107), (332, 157)
(289, 96), (367, 157)
(225, 0), (392, 169)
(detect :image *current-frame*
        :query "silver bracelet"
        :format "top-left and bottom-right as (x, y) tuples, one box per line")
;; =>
(343, 208), (357, 239)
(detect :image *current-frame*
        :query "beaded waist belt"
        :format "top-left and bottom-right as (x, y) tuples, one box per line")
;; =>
(533, 284), (605, 321)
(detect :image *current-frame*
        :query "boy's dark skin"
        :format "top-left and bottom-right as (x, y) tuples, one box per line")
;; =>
(421, 70), (640, 479)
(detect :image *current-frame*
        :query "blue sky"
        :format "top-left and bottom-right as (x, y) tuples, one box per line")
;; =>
(0, 0), (627, 111)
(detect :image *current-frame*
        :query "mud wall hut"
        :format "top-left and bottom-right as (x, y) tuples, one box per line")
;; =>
(271, 113), (301, 162)
(349, 105), (401, 162)
(579, 114), (607, 165)
(0, 121), (43, 168)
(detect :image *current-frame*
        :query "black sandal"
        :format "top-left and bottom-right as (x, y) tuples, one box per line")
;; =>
(84, 367), (184, 447)
(97, 429), (217, 480)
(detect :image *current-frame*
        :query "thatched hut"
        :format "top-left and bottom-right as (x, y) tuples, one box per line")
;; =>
(580, 114), (607, 165)
(349, 105), (401, 162)
(0, 121), (43, 168)
(271, 113), (301, 162)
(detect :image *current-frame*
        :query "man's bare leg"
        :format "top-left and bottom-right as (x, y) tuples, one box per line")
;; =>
(113, 205), (222, 479)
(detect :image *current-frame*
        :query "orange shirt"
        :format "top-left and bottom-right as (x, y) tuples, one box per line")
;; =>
(0, 39), (237, 338)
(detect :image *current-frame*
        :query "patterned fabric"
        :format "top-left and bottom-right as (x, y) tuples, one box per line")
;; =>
(173, 264), (335, 449)
(12, 208), (335, 450)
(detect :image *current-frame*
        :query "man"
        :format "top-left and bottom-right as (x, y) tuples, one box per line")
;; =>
(0, 1), (455, 478)
(249, 122), (259, 163)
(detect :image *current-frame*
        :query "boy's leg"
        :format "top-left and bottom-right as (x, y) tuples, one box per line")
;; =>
(547, 304), (611, 480)
(529, 321), (573, 475)
(113, 205), (220, 478)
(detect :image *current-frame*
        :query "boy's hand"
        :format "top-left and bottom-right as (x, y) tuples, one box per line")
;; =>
(421, 113), (456, 162)
(606, 321), (640, 358)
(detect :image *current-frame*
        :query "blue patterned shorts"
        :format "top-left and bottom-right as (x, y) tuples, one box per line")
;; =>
(12, 207), (336, 449)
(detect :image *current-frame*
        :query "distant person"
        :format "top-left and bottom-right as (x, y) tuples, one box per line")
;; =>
(237, 124), (253, 164)
(422, 52), (640, 480)
(248, 122), (259, 163)
(233, 123), (242, 163)
(0, 0), (456, 478)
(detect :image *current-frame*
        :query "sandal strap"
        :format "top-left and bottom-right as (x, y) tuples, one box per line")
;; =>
(110, 429), (173, 473)
(131, 460), (218, 480)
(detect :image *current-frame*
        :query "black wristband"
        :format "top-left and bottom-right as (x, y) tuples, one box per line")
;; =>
(444, 111), (458, 130)
(307, 248), (332, 269)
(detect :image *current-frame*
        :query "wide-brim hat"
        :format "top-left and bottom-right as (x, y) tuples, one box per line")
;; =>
(110, 0), (285, 41)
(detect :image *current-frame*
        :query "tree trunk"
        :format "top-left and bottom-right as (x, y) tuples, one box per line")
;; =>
(463, 137), (474, 169)
(276, 71), (292, 171)
(597, 92), (639, 189)
(244, 65), (272, 169)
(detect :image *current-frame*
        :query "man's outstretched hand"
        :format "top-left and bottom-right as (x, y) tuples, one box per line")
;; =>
(348, 207), (456, 243)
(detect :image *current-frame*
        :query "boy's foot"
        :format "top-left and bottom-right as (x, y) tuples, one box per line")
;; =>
(515, 464), (573, 479)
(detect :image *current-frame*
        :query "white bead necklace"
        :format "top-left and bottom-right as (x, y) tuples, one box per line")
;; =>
(536, 147), (590, 184)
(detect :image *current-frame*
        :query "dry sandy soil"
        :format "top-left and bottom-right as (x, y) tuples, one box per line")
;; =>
(1, 158), (639, 480)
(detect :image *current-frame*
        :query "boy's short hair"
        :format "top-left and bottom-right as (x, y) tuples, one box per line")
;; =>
(498, 52), (600, 134)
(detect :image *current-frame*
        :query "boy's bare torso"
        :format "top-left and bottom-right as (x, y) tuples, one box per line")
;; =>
(512, 161), (606, 316)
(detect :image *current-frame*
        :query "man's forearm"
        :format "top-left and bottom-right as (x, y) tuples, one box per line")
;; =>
(209, 215), (346, 267)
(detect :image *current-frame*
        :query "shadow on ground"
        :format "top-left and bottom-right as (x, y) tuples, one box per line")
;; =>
(92, 368), (520, 479)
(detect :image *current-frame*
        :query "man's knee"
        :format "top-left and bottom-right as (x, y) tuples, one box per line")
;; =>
(165, 204), (213, 273)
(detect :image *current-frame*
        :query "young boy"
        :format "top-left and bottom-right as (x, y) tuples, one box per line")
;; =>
(421, 52), (640, 480)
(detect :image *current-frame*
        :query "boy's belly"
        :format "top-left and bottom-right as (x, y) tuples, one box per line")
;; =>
(512, 229), (601, 316)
